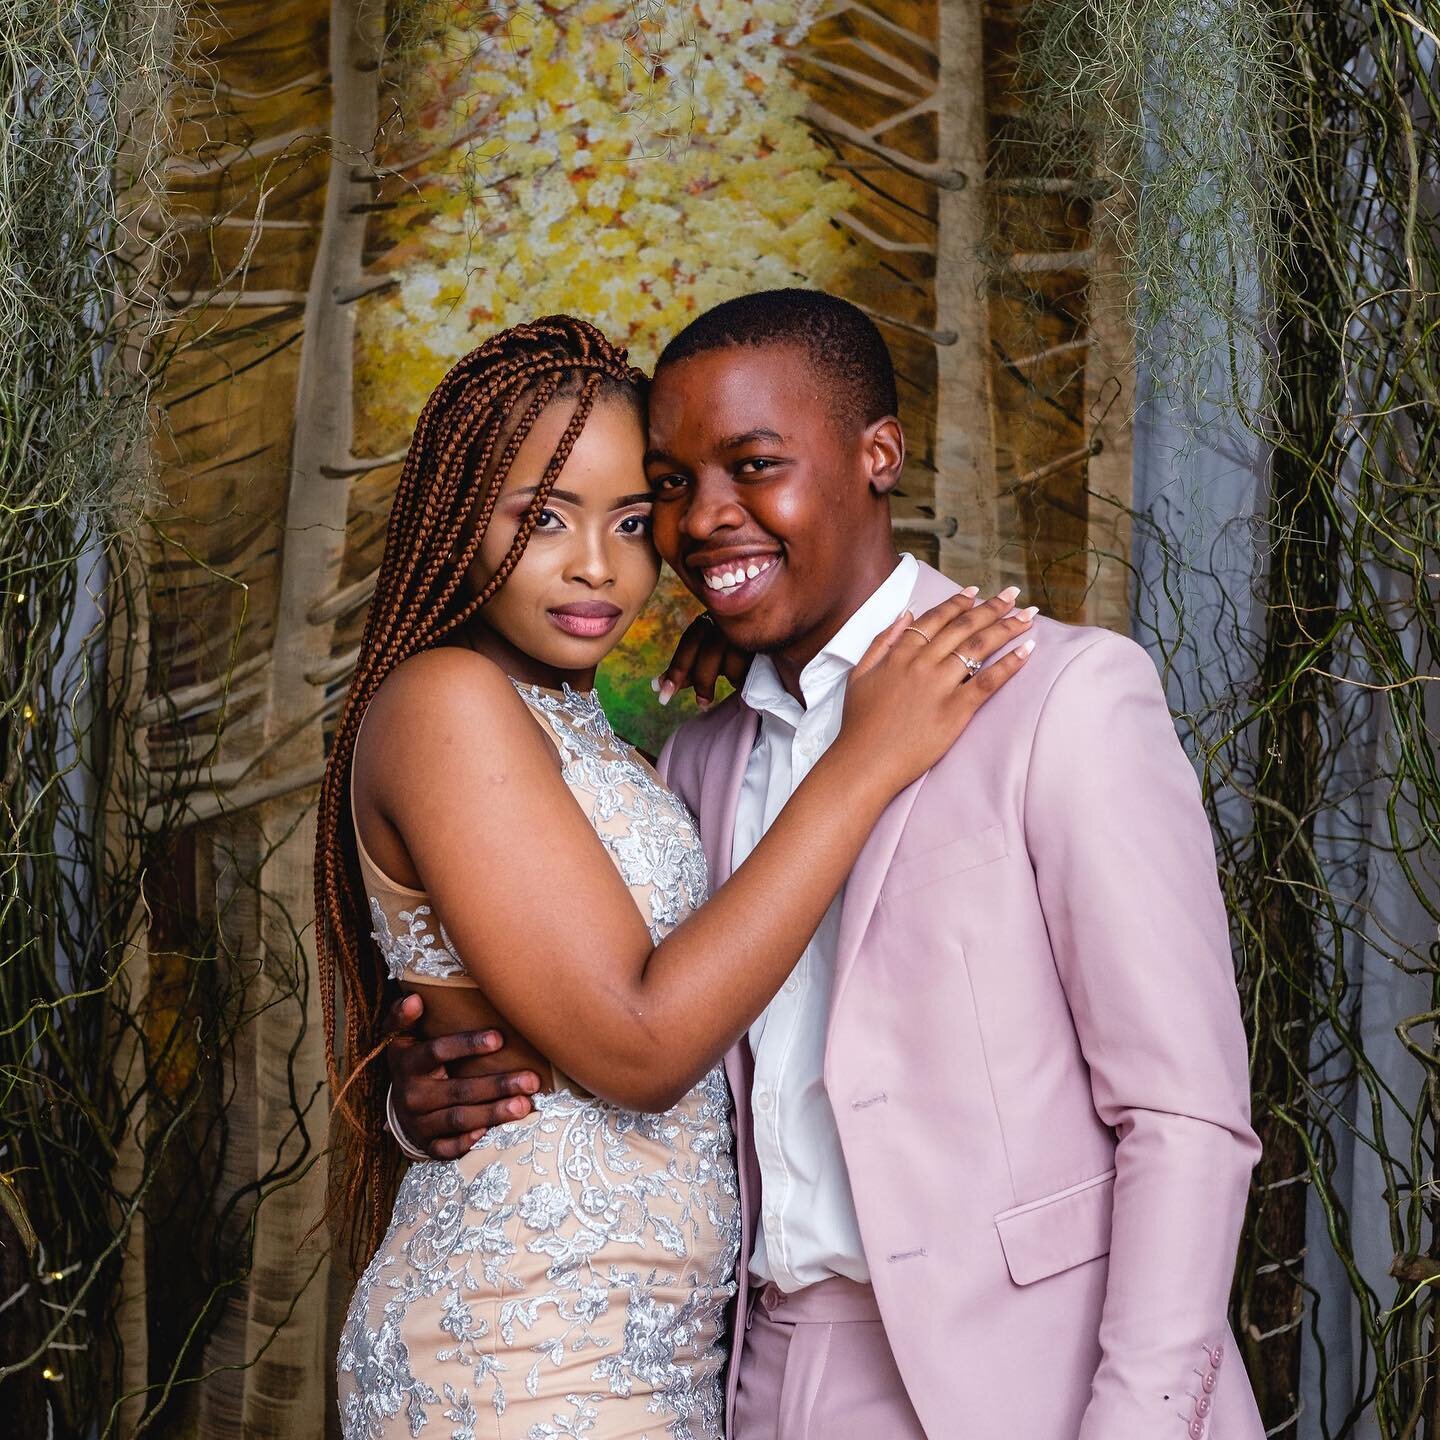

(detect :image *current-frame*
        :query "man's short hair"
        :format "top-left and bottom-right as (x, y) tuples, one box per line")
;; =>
(655, 288), (899, 430)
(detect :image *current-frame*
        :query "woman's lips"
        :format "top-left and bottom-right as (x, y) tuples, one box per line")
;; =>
(547, 603), (622, 638)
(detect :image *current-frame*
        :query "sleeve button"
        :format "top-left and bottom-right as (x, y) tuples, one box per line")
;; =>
(1189, 1421), (1205, 1439)
(1202, 1372), (1216, 1393)
(1196, 1395), (1212, 1417)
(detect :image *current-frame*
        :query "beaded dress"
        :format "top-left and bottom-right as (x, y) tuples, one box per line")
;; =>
(337, 682), (741, 1440)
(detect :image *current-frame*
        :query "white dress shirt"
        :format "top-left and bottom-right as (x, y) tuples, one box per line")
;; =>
(733, 553), (919, 1291)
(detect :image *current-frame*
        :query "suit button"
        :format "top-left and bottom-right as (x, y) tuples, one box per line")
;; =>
(1189, 1422), (1205, 1439)
(1196, 1395), (1212, 1418)
(762, 1286), (781, 1313)
(1202, 1372), (1216, 1393)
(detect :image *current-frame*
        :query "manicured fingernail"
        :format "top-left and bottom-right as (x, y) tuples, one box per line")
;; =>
(507, 1099), (529, 1118)
(961, 585), (979, 597)
(999, 586), (1021, 604)
(1019, 606), (1038, 621)
(650, 676), (661, 692)
(658, 680), (675, 706)
(469, 1131), (487, 1150)
(1019, 639), (1036, 657)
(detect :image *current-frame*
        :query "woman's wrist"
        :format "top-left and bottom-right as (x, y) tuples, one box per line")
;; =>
(810, 738), (902, 816)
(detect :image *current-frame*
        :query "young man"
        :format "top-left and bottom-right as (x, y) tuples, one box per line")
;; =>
(386, 291), (1264, 1440)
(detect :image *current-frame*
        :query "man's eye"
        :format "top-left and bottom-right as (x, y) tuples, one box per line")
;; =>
(736, 458), (777, 476)
(650, 474), (687, 494)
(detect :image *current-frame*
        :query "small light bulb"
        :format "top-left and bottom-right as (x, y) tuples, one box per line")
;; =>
(42, 1366), (62, 1381)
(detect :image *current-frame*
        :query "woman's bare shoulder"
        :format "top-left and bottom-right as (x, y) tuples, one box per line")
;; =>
(358, 649), (550, 786)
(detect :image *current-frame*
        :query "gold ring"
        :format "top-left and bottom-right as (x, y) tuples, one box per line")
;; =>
(904, 626), (931, 643)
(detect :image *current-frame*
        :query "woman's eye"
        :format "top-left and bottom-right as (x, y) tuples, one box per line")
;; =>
(618, 513), (652, 535)
(535, 508), (564, 529)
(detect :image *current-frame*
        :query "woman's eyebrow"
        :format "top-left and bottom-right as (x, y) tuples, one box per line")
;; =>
(610, 492), (653, 509)
(511, 484), (582, 504)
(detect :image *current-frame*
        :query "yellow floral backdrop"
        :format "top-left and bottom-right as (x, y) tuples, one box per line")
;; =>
(355, 0), (859, 750)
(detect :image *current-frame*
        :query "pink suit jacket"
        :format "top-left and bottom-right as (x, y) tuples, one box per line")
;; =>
(657, 561), (1265, 1440)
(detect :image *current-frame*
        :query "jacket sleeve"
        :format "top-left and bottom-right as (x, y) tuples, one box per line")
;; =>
(1023, 631), (1261, 1440)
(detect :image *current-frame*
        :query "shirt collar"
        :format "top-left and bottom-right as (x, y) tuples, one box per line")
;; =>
(741, 553), (919, 720)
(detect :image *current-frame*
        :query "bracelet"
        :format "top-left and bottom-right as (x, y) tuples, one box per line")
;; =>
(385, 1083), (432, 1163)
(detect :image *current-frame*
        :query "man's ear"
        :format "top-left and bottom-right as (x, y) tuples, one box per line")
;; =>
(863, 416), (905, 497)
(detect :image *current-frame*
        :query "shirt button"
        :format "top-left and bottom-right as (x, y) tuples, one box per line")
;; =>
(755, 1090), (774, 1112)
(783, 977), (799, 994)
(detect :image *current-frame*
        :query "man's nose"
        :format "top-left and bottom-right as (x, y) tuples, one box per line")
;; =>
(680, 474), (747, 540)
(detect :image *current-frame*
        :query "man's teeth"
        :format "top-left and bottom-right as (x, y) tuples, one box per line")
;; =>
(703, 557), (776, 592)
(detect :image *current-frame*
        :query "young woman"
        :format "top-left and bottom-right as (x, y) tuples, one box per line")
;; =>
(319, 316), (1033, 1440)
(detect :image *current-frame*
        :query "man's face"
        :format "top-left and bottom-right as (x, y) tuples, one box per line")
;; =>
(644, 343), (902, 659)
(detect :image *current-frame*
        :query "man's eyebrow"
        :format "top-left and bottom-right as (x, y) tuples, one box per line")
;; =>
(720, 427), (785, 449)
(641, 428), (786, 468)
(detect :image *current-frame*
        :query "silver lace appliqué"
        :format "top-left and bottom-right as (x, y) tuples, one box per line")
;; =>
(368, 897), (464, 981)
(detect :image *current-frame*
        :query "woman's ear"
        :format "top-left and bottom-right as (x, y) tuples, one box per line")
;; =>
(864, 416), (906, 497)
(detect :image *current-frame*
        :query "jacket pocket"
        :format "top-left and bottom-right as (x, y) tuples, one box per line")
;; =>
(879, 823), (1008, 903)
(994, 1168), (1116, 1286)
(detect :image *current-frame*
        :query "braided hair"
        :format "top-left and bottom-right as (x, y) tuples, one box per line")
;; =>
(315, 315), (646, 1265)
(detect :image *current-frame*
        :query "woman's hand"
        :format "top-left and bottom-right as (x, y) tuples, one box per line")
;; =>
(652, 612), (753, 709)
(832, 587), (1036, 795)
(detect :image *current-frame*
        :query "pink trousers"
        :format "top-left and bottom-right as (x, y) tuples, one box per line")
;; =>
(731, 1277), (927, 1440)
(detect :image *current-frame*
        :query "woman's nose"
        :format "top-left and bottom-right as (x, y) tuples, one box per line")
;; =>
(567, 529), (616, 587)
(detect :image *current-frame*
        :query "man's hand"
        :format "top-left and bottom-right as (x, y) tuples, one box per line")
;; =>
(653, 613), (752, 709)
(384, 994), (541, 1160)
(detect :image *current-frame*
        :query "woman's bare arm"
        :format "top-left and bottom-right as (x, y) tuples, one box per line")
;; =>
(365, 593), (1031, 1111)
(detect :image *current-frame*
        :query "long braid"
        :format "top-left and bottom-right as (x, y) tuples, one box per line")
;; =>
(314, 316), (645, 1268)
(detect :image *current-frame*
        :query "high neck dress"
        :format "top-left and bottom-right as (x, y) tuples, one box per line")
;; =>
(337, 681), (741, 1440)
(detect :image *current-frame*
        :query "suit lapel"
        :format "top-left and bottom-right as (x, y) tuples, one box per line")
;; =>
(697, 701), (758, 888)
(694, 701), (760, 1107)
(828, 561), (963, 1027)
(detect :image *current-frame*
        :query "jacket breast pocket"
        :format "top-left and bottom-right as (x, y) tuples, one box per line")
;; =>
(878, 823), (1008, 904)
(994, 1169), (1116, 1286)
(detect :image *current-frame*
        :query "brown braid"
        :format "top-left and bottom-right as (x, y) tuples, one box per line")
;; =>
(314, 316), (646, 1268)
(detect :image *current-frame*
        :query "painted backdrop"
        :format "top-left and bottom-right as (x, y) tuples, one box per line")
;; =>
(140, 0), (1131, 1432)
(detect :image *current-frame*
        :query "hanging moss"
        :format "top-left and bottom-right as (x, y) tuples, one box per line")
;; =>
(1020, 4), (1440, 1436)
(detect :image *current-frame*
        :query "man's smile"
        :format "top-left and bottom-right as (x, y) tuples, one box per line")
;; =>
(686, 548), (784, 614)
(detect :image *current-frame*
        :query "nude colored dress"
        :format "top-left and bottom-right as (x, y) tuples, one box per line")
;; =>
(337, 681), (741, 1440)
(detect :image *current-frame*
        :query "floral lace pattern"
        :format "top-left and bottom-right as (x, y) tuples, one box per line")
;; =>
(341, 683), (739, 1439)
(369, 898), (465, 981)
(513, 683), (709, 944)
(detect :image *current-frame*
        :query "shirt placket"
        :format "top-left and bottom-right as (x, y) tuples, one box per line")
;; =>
(758, 704), (833, 1288)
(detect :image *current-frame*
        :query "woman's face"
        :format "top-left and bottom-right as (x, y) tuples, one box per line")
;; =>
(464, 393), (660, 685)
